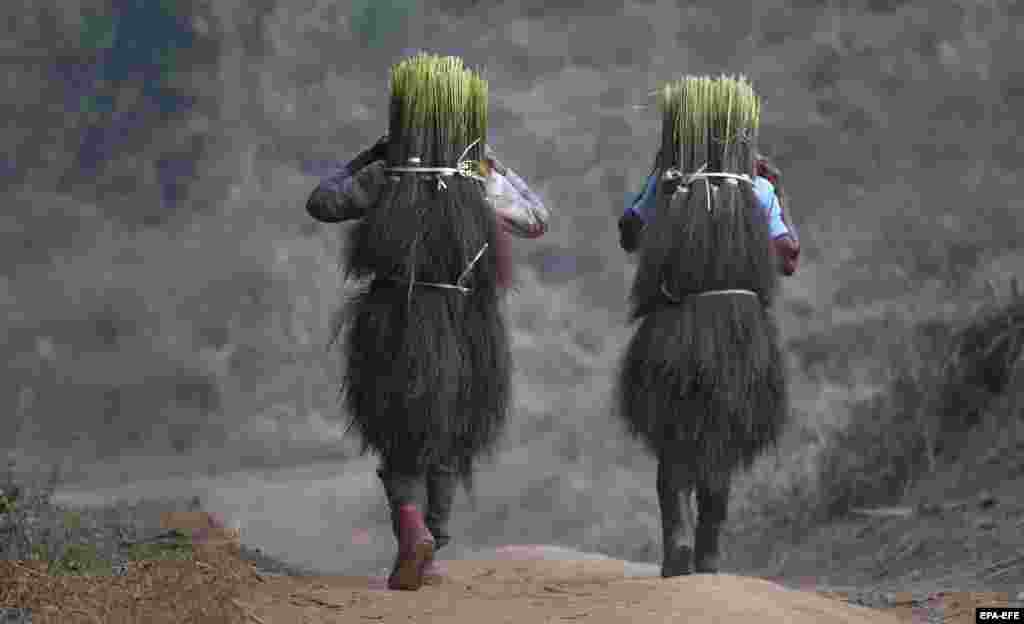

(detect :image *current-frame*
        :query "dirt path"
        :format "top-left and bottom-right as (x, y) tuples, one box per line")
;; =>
(225, 535), (1022, 624)
(233, 559), (910, 624)
(10, 498), (1019, 623)
(4, 538), (1015, 623)
(38, 431), (1022, 622)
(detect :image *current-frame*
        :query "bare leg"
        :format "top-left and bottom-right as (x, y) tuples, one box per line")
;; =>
(657, 450), (696, 578)
(694, 478), (730, 573)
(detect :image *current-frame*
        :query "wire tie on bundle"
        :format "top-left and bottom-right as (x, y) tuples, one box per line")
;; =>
(456, 243), (489, 287)
(662, 163), (752, 212)
(386, 242), (489, 295)
(383, 139), (487, 191)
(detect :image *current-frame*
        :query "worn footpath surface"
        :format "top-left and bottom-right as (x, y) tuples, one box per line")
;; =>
(7, 430), (1020, 622)
(2, 519), (1019, 623)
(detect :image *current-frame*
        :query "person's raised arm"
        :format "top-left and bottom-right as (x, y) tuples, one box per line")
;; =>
(305, 135), (388, 223)
(619, 171), (657, 253)
(482, 145), (550, 239)
(754, 177), (800, 276)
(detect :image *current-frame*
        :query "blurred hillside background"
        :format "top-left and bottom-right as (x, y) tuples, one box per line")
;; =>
(4, 0), (1024, 575)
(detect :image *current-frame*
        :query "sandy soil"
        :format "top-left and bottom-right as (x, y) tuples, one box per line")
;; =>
(29, 427), (1021, 623)
(4, 537), (1015, 623)
(233, 559), (911, 624)
(224, 434), (1024, 624)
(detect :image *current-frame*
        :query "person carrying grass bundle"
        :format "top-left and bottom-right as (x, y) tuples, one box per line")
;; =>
(304, 53), (549, 591)
(615, 75), (791, 577)
(619, 143), (800, 276)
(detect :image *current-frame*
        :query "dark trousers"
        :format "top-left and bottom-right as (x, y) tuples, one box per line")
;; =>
(657, 452), (731, 576)
(378, 460), (458, 551)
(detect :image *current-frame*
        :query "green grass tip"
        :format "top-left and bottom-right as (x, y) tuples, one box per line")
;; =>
(658, 74), (761, 148)
(388, 52), (489, 150)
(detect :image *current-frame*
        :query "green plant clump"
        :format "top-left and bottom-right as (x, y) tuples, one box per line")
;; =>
(388, 52), (489, 164)
(658, 74), (761, 172)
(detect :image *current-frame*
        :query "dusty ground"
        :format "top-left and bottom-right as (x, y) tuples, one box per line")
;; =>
(2, 536), (1014, 624)
(229, 424), (1020, 624)
(230, 538), (1023, 624)
(235, 560), (910, 624)
(8, 426), (1020, 623)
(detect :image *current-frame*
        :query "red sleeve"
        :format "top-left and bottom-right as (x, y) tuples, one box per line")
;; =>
(493, 222), (514, 290)
(773, 234), (800, 276)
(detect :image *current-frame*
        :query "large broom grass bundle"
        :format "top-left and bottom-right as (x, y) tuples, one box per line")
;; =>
(341, 52), (510, 482)
(619, 74), (786, 479)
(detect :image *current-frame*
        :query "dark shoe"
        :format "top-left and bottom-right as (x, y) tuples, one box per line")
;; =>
(694, 552), (720, 573)
(693, 524), (721, 573)
(660, 545), (693, 578)
(387, 505), (435, 591)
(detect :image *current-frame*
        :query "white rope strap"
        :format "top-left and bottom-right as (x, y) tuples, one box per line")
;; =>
(660, 283), (758, 303)
(662, 163), (753, 212)
(384, 139), (488, 189)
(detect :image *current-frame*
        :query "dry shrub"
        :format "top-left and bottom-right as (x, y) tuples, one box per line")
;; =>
(816, 383), (931, 517)
(929, 279), (1024, 456)
(1, 461), (259, 623)
(816, 279), (1024, 518)
(0, 550), (252, 624)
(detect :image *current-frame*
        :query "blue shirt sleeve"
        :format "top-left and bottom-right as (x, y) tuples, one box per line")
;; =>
(754, 176), (790, 239)
(318, 164), (356, 196)
(306, 160), (365, 223)
(626, 172), (658, 222)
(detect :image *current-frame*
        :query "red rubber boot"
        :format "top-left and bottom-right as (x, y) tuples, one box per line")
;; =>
(387, 505), (435, 591)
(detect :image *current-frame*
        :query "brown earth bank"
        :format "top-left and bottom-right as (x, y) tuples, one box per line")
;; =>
(1, 522), (1017, 624)
(18, 438), (1023, 623)
(1, 554), (1013, 624)
(13, 435), (1023, 623)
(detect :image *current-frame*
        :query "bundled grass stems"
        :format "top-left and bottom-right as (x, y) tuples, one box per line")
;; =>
(337, 54), (510, 484)
(618, 74), (787, 484)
